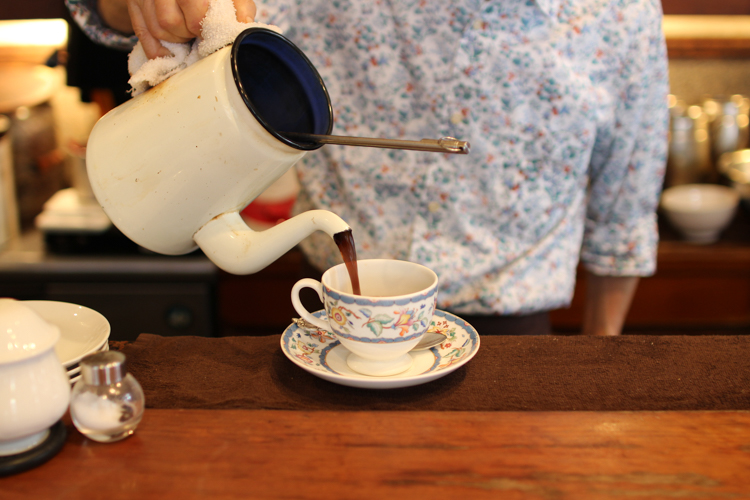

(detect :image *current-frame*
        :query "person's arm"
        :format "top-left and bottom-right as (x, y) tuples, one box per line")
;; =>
(578, 1), (669, 336)
(97, 0), (134, 34)
(582, 272), (639, 336)
(68, 0), (257, 58)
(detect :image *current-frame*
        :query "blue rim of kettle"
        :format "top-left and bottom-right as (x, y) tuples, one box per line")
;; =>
(231, 28), (333, 151)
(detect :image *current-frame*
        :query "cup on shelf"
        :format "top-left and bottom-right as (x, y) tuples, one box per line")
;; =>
(702, 94), (750, 166)
(718, 149), (750, 211)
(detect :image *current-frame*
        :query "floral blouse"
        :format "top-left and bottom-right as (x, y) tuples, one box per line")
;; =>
(68, 0), (669, 315)
(259, 0), (669, 315)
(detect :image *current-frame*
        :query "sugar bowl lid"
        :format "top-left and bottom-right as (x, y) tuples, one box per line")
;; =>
(0, 298), (61, 364)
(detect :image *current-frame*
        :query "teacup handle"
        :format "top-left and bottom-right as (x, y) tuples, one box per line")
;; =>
(291, 278), (330, 331)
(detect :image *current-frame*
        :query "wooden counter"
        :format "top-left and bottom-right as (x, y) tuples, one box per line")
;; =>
(4, 409), (750, 499)
(4, 328), (750, 497)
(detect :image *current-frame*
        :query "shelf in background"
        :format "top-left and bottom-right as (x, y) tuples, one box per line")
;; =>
(551, 206), (750, 335)
(664, 16), (750, 59)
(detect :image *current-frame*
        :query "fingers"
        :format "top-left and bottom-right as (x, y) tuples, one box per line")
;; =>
(173, 0), (210, 37)
(127, 0), (258, 60)
(128, 0), (173, 59)
(128, 0), (203, 51)
(143, 0), (197, 42)
(234, 0), (257, 23)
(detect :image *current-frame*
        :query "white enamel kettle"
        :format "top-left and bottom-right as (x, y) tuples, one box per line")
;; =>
(86, 28), (468, 275)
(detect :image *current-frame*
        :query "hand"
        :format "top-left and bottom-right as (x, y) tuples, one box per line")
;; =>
(122, 0), (257, 59)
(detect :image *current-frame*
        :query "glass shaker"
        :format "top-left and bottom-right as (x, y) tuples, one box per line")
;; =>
(70, 351), (145, 443)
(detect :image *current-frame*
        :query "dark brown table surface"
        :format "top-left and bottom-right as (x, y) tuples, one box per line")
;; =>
(119, 333), (750, 412)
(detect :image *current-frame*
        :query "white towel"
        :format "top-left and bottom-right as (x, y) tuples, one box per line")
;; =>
(127, 0), (281, 96)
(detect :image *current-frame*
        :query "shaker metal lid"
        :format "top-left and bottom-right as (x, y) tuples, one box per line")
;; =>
(80, 351), (127, 385)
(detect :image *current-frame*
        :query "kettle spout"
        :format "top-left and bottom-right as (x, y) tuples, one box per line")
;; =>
(193, 210), (350, 275)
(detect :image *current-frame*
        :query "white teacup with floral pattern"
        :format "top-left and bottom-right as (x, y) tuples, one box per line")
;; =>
(291, 259), (438, 376)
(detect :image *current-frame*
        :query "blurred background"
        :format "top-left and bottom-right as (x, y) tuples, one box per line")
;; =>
(1, 1), (750, 339)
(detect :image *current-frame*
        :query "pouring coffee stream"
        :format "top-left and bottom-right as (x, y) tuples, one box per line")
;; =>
(333, 230), (361, 296)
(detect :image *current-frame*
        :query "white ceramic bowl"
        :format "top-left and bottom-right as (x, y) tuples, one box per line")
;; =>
(661, 184), (739, 244)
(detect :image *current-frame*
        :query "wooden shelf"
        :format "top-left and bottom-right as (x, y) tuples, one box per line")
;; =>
(664, 16), (750, 59)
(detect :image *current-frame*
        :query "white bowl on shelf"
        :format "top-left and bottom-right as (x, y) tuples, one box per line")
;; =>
(660, 184), (739, 244)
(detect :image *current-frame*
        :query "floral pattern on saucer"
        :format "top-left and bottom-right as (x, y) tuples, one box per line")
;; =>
(281, 309), (480, 389)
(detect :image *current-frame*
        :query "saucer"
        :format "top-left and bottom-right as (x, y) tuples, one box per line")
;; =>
(23, 301), (110, 368)
(280, 309), (480, 389)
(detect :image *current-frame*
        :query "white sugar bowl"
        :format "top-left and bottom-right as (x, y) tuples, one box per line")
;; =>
(0, 299), (70, 456)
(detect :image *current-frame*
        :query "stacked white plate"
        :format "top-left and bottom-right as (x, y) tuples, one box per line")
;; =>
(61, 340), (109, 385)
(23, 301), (111, 385)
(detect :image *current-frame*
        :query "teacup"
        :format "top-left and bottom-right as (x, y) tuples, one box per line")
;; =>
(291, 259), (438, 376)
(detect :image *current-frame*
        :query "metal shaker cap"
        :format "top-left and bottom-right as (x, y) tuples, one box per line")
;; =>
(80, 351), (127, 385)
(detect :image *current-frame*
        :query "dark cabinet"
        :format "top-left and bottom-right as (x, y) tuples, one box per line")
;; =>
(0, 233), (218, 341)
